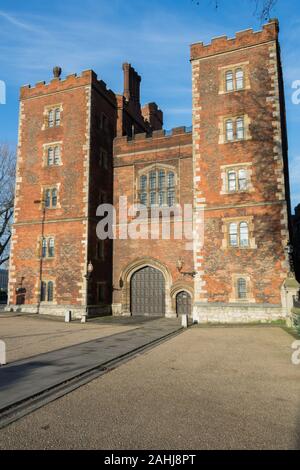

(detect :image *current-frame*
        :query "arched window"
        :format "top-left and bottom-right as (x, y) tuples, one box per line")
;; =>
(149, 171), (156, 206)
(168, 172), (175, 188)
(138, 167), (176, 208)
(226, 71), (234, 92)
(40, 281), (54, 302)
(47, 282), (54, 302)
(55, 108), (61, 126)
(40, 282), (47, 301)
(52, 188), (57, 207)
(158, 170), (165, 207)
(237, 278), (247, 299)
(149, 171), (156, 190)
(48, 110), (54, 128)
(54, 146), (60, 165)
(238, 169), (247, 190)
(229, 223), (238, 247)
(45, 189), (51, 208)
(139, 175), (147, 206)
(48, 238), (55, 257)
(236, 117), (245, 140)
(235, 69), (244, 90)
(42, 238), (47, 258)
(47, 147), (54, 166)
(226, 120), (234, 141)
(167, 171), (175, 207)
(228, 171), (237, 192)
(239, 222), (249, 247)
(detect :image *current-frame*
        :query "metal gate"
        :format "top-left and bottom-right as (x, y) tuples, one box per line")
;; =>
(130, 266), (165, 316)
(176, 291), (192, 316)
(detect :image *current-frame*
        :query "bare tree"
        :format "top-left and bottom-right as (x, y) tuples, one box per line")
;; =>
(0, 144), (16, 267)
(192, 0), (278, 21)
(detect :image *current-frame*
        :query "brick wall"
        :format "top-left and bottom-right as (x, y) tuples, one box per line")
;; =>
(112, 128), (194, 316)
(8, 65), (162, 316)
(191, 19), (291, 322)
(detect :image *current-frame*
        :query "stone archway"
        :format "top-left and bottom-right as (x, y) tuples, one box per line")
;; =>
(176, 291), (192, 316)
(131, 266), (165, 316)
(170, 282), (194, 318)
(118, 257), (174, 317)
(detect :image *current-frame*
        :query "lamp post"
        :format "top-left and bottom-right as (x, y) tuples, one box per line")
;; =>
(176, 259), (197, 278)
(81, 260), (94, 323)
(34, 199), (46, 313)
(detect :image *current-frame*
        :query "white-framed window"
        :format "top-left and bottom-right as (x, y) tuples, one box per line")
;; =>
(225, 70), (234, 92)
(138, 166), (177, 208)
(236, 117), (245, 140)
(239, 222), (249, 247)
(235, 69), (244, 90)
(238, 169), (247, 190)
(47, 108), (61, 128)
(47, 145), (61, 166)
(225, 117), (246, 142)
(40, 281), (54, 302)
(54, 108), (61, 126)
(48, 109), (54, 128)
(47, 147), (54, 166)
(223, 67), (245, 92)
(229, 223), (238, 247)
(139, 174), (147, 206)
(41, 237), (55, 258)
(229, 222), (249, 248)
(44, 187), (58, 208)
(226, 168), (248, 193)
(54, 146), (60, 165)
(226, 120), (234, 141)
(237, 278), (247, 299)
(48, 238), (55, 257)
(228, 171), (237, 192)
(42, 238), (47, 258)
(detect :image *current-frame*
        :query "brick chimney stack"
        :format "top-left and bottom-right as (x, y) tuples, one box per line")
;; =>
(122, 63), (141, 105)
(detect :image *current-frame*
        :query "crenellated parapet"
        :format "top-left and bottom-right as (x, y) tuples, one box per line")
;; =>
(114, 126), (192, 144)
(20, 69), (116, 104)
(190, 19), (279, 61)
(113, 126), (192, 158)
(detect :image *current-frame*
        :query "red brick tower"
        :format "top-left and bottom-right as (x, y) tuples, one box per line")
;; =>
(8, 65), (162, 317)
(191, 19), (293, 322)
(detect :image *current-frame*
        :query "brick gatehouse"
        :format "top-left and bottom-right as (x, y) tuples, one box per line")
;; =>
(8, 19), (295, 323)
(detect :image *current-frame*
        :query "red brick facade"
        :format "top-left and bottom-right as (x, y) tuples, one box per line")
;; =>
(8, 19), (293, 322)
(191, 19), (292, 322)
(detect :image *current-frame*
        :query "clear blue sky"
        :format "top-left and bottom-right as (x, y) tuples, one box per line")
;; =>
(0, 0), (299, 210)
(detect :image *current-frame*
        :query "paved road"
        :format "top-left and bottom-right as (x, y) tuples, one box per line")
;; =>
(0, 326), (299, 450)
(0, 318), (181, 411)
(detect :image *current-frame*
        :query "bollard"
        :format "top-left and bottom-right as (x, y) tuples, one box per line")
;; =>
(0, 340), (6, 366)
(65, 310), (72, 323)
(181, 314), (188, 328)
(81, 313), (87, 323)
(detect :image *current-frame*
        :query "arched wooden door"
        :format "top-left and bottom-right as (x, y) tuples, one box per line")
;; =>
(130, 266), (165, 316)
(176, 291), (192, 316)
